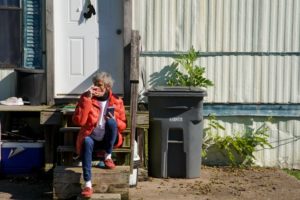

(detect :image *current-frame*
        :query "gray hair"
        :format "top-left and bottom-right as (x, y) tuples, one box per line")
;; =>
(92, 72), (114, 88)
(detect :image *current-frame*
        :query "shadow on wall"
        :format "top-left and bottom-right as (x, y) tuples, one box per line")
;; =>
(148, 63), (177, 87)
(0, 71), (16, 100)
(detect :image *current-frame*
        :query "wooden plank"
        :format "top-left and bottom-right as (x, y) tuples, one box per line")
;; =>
(0, 105), (50, 112)
(130, 31), (139, 81)
(57, 146), (131, 153)
(40, 111), (62, 125)
(123, 0), (132, 47)
(45, 0), (55, 105)
(59, 127), (80, 132)
(123, 0), (132, 105)
(129, 31), (140, 173)
(136, 112), (149, 127)
(44, 125), (59, 171)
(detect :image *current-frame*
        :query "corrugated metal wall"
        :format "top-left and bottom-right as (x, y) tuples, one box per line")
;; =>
(133, 0), (300, 168)
(133, 0), (300, 103)
(204, 117), (300, 169)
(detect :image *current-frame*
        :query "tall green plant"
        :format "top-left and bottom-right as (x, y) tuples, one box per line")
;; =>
(166, 47), (214, 88)
(202, 115), (225, 157)
(202, 116), (273, 167)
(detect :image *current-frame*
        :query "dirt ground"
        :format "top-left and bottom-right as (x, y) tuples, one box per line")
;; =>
(129, 166), (300, 200)
(0, 166), (300, 200)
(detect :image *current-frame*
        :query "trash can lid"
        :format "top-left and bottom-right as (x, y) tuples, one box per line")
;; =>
(145, 86), (207, 97)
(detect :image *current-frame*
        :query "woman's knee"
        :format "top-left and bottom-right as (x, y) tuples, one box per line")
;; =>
(83, 136), (94, 147)
(106, 118), (117, 129)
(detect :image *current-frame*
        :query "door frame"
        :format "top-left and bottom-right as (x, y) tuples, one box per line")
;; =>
(45, 0), (132, 105)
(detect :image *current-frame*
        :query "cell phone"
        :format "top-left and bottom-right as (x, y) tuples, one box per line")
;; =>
(106, 107), (115, 116)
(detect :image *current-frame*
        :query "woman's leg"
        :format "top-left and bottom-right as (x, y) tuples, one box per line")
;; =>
(103, 118), (118, 154)
(82, 136), (94, 182)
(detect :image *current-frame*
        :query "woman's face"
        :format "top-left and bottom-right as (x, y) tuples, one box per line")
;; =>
(92, 80), (107, 97)
(94, 80), (106, 92)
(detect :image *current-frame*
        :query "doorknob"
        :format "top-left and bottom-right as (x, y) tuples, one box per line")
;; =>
(116, 29), (122, 35)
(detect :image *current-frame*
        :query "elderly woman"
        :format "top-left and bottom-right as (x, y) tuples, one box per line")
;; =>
(72, 72), (126, 198)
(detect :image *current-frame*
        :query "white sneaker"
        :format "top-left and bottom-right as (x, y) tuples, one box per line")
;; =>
(0, 97), (24, 105)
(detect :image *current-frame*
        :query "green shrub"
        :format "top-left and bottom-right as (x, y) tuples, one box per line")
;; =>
(202, 116), (273, 167)
(166, 47), (214, 88)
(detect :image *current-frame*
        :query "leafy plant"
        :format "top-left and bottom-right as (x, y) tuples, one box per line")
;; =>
(202, 116), (273, 167)
(202, 115), (225, 157)
(166, 47), (214, 88)
(283, 169), (300, 180)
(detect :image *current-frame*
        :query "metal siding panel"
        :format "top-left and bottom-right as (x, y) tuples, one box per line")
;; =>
(237, 0), (246, 51)
(269, 0), (278, 51)
(161, 0), (168, 50)
(268, 56), (276, 102)
(277, 0), (285, 51)
(245, 0), (254, 51)
(199, 0), (207, 51)
(293, 120), (300, 169)
(291, 56), (300, 102)
(230, 0), (238, 52)
(153, 0), (161, 51)
(133, 0), (300, 104)
(284, 0), (293, 51)
(207, 0), (215, 52)
(292, 0), (300, 51)
(276, 56), (284, 102)
(203, 117), (300, 169)
(283, 57), (292, 102)
(261, 57), (269, 102)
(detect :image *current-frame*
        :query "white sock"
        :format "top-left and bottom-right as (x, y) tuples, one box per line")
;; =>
(105, 153), (112, 160)
(85, 180), (92, 188)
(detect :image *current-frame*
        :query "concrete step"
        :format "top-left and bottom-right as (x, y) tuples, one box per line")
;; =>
(53, 166), (130, 200)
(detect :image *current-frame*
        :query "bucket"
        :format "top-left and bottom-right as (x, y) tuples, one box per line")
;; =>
(15, 68), (46, 105)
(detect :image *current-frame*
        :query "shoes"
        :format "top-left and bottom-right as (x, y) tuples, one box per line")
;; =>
(96, 160), (105, 168)
(81, 187), (93, 198)
(0, 97), (24, 106)
(104, 159), (116, 169)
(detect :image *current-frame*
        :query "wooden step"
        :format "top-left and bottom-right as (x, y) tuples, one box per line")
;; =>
(77, 193), (121, 200)
(53, 166), (129, 200)
(57, 146), (132, 166)
(59, 127), (80, 132)
(59, 127), (131, 134)
(57, 146), (131, 153)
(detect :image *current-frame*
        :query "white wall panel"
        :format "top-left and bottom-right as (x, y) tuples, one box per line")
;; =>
(140, 55), (300, 103)
(203, 117), (300, 169)
(133, 0), (300, 104)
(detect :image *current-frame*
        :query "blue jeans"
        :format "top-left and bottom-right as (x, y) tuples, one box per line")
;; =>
(82, 118), (118, 181)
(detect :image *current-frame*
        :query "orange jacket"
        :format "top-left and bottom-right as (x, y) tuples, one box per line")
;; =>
(72, 90), (127, 155)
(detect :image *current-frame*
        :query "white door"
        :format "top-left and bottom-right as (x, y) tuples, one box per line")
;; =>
(54, 0), (124, 98)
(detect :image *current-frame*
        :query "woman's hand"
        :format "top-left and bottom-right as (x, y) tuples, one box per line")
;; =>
(88, 86), (105, 98)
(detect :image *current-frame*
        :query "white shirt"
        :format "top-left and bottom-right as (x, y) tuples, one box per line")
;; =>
(91, 100), (108, 141)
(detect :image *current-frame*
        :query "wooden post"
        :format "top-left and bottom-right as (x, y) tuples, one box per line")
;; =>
(123, 0), (132, 105)
(45, 0), (55, 105)
(129, 30), (140, 173)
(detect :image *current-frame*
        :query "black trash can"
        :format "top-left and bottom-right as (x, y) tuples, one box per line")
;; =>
(15, 68), (46, 105)
(145, 87), (206, 178)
